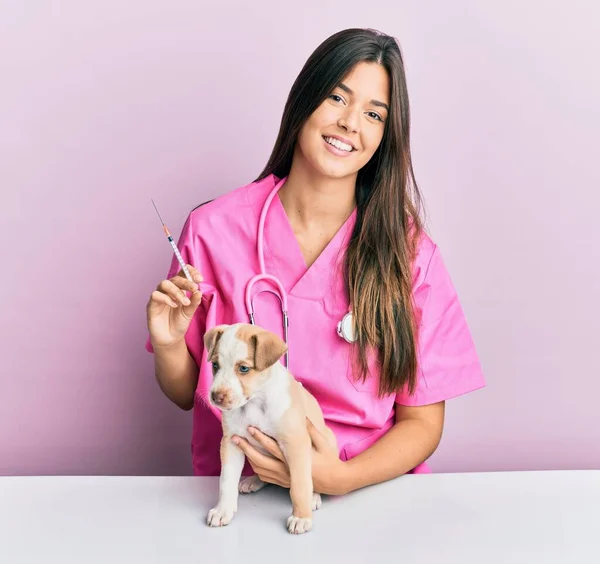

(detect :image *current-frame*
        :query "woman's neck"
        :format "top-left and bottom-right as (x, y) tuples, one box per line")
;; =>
(278, 165), (356, 230)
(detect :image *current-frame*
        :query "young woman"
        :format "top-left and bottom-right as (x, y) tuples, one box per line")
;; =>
(145, 28), (485, 495)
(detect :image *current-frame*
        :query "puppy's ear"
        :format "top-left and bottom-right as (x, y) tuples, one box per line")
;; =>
(203, 325), (226, 361)
(252, 329), (288, 372)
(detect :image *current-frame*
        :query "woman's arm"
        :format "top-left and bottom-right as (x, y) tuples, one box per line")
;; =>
(338, 401), (445, 494)
(232, 400), (445, 496)
(153, 339), (199, 411)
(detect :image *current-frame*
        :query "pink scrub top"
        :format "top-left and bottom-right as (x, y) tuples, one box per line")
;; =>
(146, 174), (485, 476)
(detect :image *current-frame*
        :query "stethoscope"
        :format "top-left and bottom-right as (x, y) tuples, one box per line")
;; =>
(244, 178), (356, 369)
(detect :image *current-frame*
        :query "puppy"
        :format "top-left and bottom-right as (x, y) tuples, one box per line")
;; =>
(203, 322), (337, 534)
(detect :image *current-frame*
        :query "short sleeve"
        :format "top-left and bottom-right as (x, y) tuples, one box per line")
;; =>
(395, 243), (485, 406)
(144, 212), (216, 370)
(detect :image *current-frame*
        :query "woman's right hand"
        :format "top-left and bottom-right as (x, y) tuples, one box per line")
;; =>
(146, 264), (204, 349)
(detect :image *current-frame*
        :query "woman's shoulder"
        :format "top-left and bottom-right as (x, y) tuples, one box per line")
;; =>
(177, 175), (268, 238)
(187, 180), (254, 223)
(412, 225), (436, 265)
(183, 174), (276, 234)
(411, 227), (448, 290)
(410, 227), (469, 320)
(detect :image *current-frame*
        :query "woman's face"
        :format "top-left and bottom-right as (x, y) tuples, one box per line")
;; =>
(295, 62), (390, 180)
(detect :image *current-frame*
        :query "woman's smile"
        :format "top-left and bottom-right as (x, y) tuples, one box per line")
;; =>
(323, 135), (357, 157)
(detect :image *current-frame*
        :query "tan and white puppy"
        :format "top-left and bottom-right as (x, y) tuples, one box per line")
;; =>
(203, 322), (337, 534)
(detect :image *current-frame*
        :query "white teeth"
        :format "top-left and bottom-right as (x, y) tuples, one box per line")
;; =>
(325, 136), (353, 152)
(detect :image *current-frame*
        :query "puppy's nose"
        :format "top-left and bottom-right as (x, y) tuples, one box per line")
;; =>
(211, 390), (225, 405)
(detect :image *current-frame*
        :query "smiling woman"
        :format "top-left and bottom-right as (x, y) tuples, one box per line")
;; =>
(297, 62), (390, 175)
(145, 28), (485, 499)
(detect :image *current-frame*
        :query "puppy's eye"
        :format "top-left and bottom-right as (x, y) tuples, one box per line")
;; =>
(239, 365), (250, 374)
(211, 362), (219, 371)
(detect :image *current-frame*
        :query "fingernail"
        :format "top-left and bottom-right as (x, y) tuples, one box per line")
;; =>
(248, 427), (255, 435)
(232, 437), (239, 444)
(194, 275), (202, 282)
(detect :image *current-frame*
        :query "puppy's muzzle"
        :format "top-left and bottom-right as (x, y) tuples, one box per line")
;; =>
(211, 388), (234, 409)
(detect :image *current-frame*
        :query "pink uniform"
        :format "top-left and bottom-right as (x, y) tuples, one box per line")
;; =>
(146, 174), (485, 475)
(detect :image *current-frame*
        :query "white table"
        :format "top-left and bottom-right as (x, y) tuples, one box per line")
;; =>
(1, 470), (598, 563)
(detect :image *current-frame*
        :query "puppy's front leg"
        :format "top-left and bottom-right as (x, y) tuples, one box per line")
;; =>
(207, 437), (245, 527)
(282, 433), (313, 534)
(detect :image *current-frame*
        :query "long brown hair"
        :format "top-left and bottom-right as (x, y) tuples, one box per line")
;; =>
(255, 28), (425, 398)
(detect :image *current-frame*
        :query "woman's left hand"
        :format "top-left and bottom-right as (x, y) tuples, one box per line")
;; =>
(232, 418), (349, 496)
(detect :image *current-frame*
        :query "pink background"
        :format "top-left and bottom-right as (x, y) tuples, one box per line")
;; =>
(1, 1), (598, 476)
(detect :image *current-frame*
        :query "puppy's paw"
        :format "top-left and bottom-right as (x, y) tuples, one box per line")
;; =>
(287, 515), (313, 534)
(207, 504), (236, 527)
(239, 475), (266, 494)
(311, 492), (322, 511)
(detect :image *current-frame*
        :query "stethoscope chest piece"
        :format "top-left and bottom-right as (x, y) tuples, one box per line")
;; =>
(337, 311), (356, 343)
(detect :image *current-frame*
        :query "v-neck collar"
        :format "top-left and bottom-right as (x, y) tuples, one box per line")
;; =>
(248, 175), (357, 300)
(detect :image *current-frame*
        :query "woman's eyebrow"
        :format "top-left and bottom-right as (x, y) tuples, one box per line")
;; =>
(337, 82), (389, 112)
